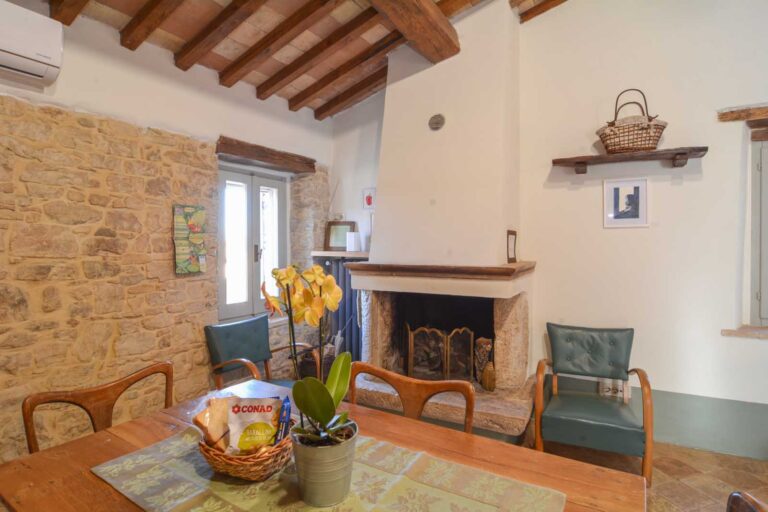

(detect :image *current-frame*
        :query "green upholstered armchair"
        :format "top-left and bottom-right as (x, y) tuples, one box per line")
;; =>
(534, 323), (654, 486)
(204, 314), (320, 390)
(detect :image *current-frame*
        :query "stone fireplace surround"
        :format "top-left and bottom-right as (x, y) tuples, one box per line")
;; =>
(353, 280), (536, 437)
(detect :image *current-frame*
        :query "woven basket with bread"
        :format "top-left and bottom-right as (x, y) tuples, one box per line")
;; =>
(194, 396), (294, 481)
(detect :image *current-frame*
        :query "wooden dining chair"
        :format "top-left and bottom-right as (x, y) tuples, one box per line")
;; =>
(22, 361), (173, 453)
(204, 315), (320, 390)
(349, 361), (476, 433)
(727, 492), (768, 512)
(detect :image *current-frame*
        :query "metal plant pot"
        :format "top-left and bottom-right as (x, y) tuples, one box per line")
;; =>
(291, 421), (358, 507)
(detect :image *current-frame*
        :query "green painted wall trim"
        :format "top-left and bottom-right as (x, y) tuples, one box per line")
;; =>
(555, 375), (768, 460)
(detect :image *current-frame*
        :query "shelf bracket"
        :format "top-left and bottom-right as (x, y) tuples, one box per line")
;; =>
(574, 162), (588, 174)
(672, 153), (689, 168)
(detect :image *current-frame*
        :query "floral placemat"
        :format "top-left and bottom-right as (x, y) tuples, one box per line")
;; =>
(92, 428), (566, 512)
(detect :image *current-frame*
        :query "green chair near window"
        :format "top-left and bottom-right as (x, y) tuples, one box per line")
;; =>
(534, 323), (654, 486)
(204, 314), (320, 390)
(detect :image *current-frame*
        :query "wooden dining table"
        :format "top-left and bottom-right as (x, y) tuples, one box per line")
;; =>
(0, 379), (646, 511)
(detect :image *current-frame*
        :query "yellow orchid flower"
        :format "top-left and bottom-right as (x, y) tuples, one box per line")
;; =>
(261, 283), (284, 317)
(302, 288), (325, 327)
(321, 274), (343, 312)
(273, 266), (299, 288)
(302, 264), (326, 287)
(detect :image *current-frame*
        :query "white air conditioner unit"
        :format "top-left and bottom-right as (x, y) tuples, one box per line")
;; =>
(0, 2), (63, 87)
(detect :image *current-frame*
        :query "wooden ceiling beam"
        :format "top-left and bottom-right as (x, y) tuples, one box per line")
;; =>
(718, 105), (768, 122)
(747, 119), (768, 129)
(49, 0), (90, 26)
(288, 0), (483, 112)
(257, 7), (382, 100)
(370, 0), (459, 63)
(289, 31), (403, 111)
(315, 65), (388, 121)
(219, 0), (341, 88)
(120, 0), (185, 51)
(519, 0), (568, 23)
(175, 0), (268, 71)
(216, 136), (317, 174)
(753, 129), (768, 142)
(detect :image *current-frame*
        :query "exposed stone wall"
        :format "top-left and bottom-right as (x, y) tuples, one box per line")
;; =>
(290, 166), (329, 269)
(0, 95), (219, 461)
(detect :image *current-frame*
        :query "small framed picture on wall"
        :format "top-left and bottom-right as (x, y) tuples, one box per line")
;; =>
(507, 230), (517, 263)
(603, 178), (648, 228)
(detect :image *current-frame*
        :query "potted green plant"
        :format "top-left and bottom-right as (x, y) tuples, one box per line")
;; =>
(291, 352), (357, 507)
(261, 265), (356, 506)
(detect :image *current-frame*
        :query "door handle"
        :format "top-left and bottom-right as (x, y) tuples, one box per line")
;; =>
(254, 244), (263, 263)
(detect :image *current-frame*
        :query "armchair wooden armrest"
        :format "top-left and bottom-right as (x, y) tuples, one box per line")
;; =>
(534, 359), (553, 451)
(270, 343), (321, 379)
(211, 358), (262, 390)
(629, 368), (654, 486)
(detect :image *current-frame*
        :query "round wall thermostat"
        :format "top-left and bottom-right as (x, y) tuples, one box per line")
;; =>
(428, 114), (445, 131)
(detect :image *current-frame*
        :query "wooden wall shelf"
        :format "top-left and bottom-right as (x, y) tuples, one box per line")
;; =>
(553, 147), (708, 174)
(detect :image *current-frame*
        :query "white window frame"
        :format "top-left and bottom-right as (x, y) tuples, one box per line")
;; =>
(751, 141), (768, 325)
(218, 162), (289, 321)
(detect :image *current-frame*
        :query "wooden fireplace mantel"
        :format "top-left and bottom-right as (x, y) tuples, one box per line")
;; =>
(345, 261), (536, 281)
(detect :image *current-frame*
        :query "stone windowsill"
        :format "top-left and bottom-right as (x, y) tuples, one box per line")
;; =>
(721, 325), (768, 340)
(268, 317), (288, 328)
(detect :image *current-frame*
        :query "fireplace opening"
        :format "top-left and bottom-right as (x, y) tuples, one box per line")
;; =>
(393, 293), (495, 384)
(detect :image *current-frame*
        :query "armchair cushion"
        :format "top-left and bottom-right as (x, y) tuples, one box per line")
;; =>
(547, 323), (634, 380)
(542, 391), (645, 457)
(204, 315), (272, 368)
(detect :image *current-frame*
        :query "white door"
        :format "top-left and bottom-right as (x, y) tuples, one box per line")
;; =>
(218, 169), (288, 321)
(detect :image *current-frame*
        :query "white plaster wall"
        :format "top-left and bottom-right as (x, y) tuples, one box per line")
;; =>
(0, 1), (334, 164)
(520, 0), (768, 404)
(369, 0), (520, 266)
(329, 93), (385, 251)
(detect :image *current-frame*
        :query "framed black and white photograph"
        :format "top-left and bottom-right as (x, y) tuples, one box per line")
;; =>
(603, 178), (648, 228)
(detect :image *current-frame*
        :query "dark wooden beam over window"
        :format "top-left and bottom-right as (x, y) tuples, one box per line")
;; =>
(747, 119), (768, 129)
(120, 0), (185, 51)
(370, 0), (459, 63)
(314, 66), (388, 121)
(219, 0), (341, 88)
(175, 0), (268, 71)
(753, 129), (768, 142)
(216, 136), (317, 174)
(49, 0), (90, 25)
(257, 7), (382, 100)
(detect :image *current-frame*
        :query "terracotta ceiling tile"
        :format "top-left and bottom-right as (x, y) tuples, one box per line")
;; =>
(258, 57), (285, 76)
(290, 74), (318, 91)
(308, 15), (341, 39)
(360, 24), (390, 45)
(212, 37), (250, 60)
(82, 2), (130, 29)
(243, 70), (268, 86)
(198, 51), (231, 71)
(290, 30), (323, 52)
(160, 0), (224, 41)
(146, 30), (185, 52)
(307, 98), (325, 110)
(329, 0), (364, 24)
(229, 21), (266, 46)
(245, 5), (285, 32)
(272, 44), (304, 65)
(265, 0), (307, 17)
(95, 0), (143, 17)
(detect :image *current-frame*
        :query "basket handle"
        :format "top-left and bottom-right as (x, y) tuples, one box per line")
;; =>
(609, 88), (658, 125)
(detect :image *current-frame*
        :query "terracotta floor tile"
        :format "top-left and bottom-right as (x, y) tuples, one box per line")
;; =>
(707, 467), (768, 491)
(648, 493), (684, 512)
(655, 456), (702, 479)
(681, 473), (735, 506)
(653, 481), (717, 510)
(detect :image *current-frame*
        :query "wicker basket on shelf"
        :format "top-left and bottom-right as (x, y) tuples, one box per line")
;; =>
(597, 89), (667, 154)
(199, 421), (295, 482)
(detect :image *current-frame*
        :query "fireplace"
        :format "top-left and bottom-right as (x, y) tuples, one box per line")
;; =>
(390, 293), (495, 385)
